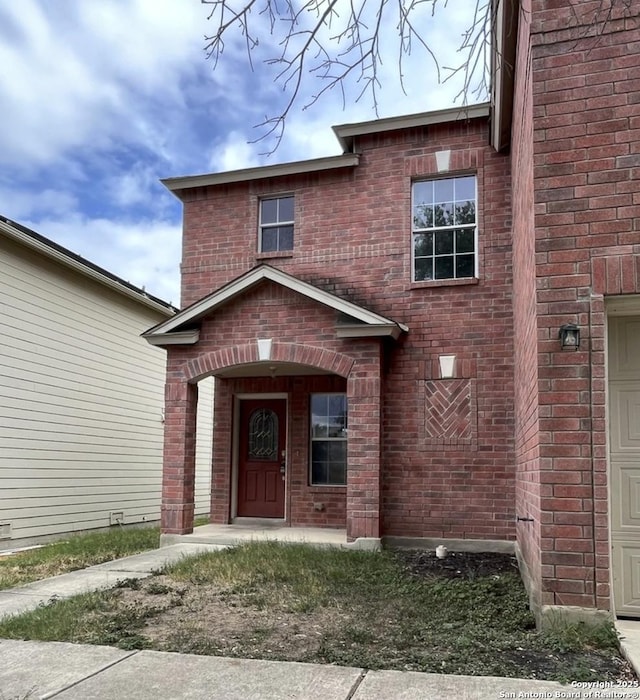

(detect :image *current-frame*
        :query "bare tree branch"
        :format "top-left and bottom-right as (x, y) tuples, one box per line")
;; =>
(200, 0), (635, 153)
(202, 0), (480, 152)
(441, 1), (490, 103)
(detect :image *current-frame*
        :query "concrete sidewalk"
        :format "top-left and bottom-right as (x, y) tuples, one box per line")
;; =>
(0, 639), (590, 700)
(1, 544), (640, 699)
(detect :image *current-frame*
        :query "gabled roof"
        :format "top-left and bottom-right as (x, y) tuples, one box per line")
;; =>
(0, 216), (176, 316)
(143, 264), (408, 346)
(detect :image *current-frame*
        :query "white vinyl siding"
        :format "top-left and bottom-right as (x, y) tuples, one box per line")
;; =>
(0, 235), (212, 542)
(195, 376), (214, 516)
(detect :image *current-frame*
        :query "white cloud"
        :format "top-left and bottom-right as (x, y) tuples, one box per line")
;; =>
(23, 214), (182, 304)
(0, 0), (215, 171)
(0, 1), (484, 307)
(0, 2), (120, 167)
(106, 164), (160, 208)
(208, 131), (263, 172)
(0, 188), (80, 220)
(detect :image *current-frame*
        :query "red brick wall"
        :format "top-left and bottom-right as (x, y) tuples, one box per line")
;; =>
(529, 0), (640, 610)
(172, 117), (515, 541)
(510, 0), (543, 606)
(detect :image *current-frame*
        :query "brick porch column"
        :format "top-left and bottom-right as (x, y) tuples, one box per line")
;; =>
(161, 379), (198, 534)
(346, 352), (382, 541)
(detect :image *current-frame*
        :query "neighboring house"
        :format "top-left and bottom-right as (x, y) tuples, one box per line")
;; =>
(0, 217), (213, 547)
(144, 0), (640, 624)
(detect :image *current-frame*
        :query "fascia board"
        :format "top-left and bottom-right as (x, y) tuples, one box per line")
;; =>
(149, 267), (269, 335)
(266, 267), (402, 327)
(144, 330), (200, 346)
(490, 0), (518, 152)
(332, 103), (491, 151)
(336, 324), (405, 340)
(162, 154), (360, 195)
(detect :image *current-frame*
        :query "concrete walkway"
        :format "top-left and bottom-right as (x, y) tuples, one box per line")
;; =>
(0, 638), (600, 700)
(0, 544), (639, 699)
(0, 543), (227, 620)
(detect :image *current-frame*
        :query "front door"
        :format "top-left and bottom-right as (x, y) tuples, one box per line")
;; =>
(609, 315), (640, 616)
(237, 399), (286, 518)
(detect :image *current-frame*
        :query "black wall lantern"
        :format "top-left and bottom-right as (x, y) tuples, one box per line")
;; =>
(559, 323), (580, 350)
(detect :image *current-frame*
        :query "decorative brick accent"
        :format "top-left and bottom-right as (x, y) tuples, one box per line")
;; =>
(592, 255), (640, 296)
(424, 379), (477, 446)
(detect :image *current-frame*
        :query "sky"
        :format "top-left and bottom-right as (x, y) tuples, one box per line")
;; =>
(0, 0), (485, 306)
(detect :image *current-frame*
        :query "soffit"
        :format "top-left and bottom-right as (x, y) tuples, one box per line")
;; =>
(490, 0), (519, 152)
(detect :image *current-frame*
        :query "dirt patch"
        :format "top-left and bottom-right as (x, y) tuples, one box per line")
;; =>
(396, 549), (520, 579)
(113, 575), (355, 661)
(54, 548), (639, 683)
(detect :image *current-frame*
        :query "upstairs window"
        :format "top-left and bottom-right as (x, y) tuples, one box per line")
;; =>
(412, 175), (477, 282)
(259, 195), (294, 253)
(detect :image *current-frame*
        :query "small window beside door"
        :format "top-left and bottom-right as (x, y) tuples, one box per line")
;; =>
(310, 393), (347, 486)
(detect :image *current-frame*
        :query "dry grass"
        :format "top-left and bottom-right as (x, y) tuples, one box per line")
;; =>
(0, 526), (160, 590)
(0, 542), (632, 684)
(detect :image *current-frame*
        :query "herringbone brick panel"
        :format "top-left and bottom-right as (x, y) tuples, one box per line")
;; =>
(424, 379), (475, 443)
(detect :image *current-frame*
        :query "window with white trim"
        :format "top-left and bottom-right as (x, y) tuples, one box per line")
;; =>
(259, 195), (294, 252)
(412, 175), (477, 282)
(310, 394), (347, 486)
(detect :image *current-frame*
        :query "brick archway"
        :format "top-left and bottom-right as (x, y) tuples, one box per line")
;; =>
(184, 341), (355, 382)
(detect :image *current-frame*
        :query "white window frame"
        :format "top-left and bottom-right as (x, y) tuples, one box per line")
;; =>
(309, 392), (347, 487)
(259, 194), (294, 253)
(411, 175), (478, 282)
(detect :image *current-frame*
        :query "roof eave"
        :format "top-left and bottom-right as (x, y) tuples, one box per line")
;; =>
(332, 103), (491, 152)
(336, 324), (406, 340)
(161, 153), (360, 197)
(143, 330), (201, 346)
(0, 217), (175, 316)
(490, 0), (519, 152)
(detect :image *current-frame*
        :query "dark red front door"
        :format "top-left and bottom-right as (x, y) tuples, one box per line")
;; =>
(237, 399), (286, 518)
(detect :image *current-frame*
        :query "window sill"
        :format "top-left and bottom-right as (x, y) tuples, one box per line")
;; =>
(307, 485), (347, 492)
(410, 277), (479, 290)
(256, 251), (294, 261)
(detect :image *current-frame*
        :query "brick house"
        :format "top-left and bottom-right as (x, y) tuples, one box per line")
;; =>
(145, 0), (640, 623)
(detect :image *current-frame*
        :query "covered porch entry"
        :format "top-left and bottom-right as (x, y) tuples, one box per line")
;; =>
(144, 265), (407, 546)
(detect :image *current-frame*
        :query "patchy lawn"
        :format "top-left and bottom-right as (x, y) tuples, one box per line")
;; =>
(0, 542), (633, 684)
(0, 526), (160, 590)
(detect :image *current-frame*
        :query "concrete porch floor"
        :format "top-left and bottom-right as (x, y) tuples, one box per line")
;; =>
(160, 521), (354, 549)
